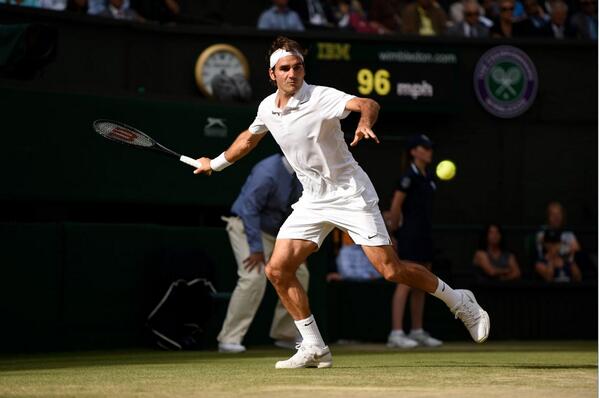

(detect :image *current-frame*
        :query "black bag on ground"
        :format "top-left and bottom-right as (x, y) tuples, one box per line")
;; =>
(147, 277), (216, 350)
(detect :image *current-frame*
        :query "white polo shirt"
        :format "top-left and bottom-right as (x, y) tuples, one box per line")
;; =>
(249, 82), (367, 200)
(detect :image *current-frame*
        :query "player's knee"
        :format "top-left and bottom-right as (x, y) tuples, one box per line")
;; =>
(381, 262), (404, 282)
(265, 264), (284, 285)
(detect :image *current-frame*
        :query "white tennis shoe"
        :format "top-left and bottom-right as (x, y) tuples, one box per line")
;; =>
(408, 330), (443, 347)
(451, 289), (490, 343)
(386, 332), (418, 348)
(275, 343), (333, 369)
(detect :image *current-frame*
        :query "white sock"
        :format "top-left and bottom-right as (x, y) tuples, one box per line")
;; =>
(430, 278), (462, 308)
(390, 329), (405, 336)
(411, 328), (424, 334)
(294, 315), (325, 347)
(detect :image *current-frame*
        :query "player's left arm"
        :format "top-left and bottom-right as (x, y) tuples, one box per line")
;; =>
(345, 97), (381, 147)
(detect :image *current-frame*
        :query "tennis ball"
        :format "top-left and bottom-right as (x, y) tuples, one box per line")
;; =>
(436, 160), (456, 181)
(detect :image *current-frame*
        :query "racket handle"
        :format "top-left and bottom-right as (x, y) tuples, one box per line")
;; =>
(179, 155), (201, 169)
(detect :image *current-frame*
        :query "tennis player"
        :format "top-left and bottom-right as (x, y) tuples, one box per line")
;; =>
(194, 36), (490, 369)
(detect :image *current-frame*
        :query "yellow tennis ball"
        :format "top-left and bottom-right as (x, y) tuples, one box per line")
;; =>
(436, 160), (456, 181)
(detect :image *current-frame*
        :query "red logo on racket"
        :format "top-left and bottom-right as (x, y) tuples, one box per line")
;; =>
(109, 127), (138, 142)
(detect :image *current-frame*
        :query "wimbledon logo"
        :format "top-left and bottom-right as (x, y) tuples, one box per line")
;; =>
(474, 46), (538, 118)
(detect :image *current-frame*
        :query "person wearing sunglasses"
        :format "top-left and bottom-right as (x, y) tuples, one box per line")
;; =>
(446, 0), (490, 37)
(490, 0), (516, 36)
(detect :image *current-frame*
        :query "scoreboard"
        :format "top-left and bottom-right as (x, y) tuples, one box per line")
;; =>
(306, 41), (462, 114)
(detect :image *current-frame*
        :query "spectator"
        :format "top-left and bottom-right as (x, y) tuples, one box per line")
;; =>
(87, 0), (127, 14)
(257, 0), (305, 31)
(490, 0), (515, 37)
(401, 0), (448, 36)
(512, 0), (550, 36)
(333, 0), (391, 33)
(289, 0), (336, 27)
(369, 0), (406, 32)
(217, 154), (308, 353)
(387, 134), (443, 349)
(335, 235), (383, 280)
(39, 0), (66, 10)
(0, 0), (40, 7)
(535, 201), (581, 262)
(481, 0), (501, 20)
(541, 0), (577, 38)
(446, 0), (491, 36)
(570, 0), (598, 39)
(97, 0), (143, 21)
(473, 224), (521, 281)
(449, 0), (493, 27)
(535, 229), (582, 282)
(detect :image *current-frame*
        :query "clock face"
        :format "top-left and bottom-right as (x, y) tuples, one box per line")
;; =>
(195, 44), (250, 97)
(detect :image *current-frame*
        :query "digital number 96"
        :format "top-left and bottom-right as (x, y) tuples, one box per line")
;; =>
(357, 69), (391, 96)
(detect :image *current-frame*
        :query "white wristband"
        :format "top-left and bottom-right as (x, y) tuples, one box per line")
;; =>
(209, 152), (232, 172)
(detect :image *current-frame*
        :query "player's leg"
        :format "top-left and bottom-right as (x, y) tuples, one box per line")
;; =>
(362, 245), (490, 343)
(265, 238), (332, 368)
(217, 217), (268, 353)
(269, 261), (309, 348)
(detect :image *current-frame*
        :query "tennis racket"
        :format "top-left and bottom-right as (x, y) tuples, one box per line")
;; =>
(92, 119), (201, 169)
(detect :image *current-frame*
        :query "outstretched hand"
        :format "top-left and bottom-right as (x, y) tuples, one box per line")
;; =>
(193, 157), (213, 175)
(350, 125), (380, 147)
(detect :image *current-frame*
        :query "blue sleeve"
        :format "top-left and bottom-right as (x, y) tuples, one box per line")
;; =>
(236, 170), (274, 254)
(257, 12), (270, 29)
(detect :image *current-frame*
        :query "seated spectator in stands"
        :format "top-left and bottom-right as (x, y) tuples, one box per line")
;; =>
(333, 0), (391, 33)
(66, 0), (88, 13)
(97, 0), (143, 21)
(337, 244), (382, 280)
(0, 0), (40, 7)
(257, 0), (305, 31)
(289, 0), (335, 28)
(541, 0), (577, 38)
(401, 0), (448, 36)
(511, 0), (550, 36)
(535, 201), (580, 262)
(87, 0), (126, 14)
(449, 0), (493, 27)
(535, 229), (582, 282)
(40, 0), (66, 9)
(570, 0), (598, 39)
(446, 0), (491, 36)
(369, 0), (406, 32)
(473, 224), (521, 281)
(490, 0), (516, 36)
(327, 229), (382, 281)
(481, 0), (500, 20)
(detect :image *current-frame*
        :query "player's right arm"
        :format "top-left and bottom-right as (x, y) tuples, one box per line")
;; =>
(193, 129), (266, 175)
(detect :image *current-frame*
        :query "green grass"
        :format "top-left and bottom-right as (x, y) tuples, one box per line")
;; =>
(0, 341), (596, 398)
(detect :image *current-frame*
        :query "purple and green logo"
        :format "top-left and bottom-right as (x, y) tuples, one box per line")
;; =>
(474, 46), (538, 118)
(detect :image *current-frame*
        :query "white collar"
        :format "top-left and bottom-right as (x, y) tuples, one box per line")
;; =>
(274, 81), (309, 110)
(410, 162), (420, 175)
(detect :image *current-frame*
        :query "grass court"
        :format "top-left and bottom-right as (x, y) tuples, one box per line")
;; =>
(0, 341), (596, 397)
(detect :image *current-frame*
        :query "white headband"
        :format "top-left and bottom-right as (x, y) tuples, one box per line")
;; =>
(269, 48), (304, 69)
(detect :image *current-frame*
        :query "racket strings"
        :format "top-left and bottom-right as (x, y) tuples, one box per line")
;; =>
(95, 121), (155, 148)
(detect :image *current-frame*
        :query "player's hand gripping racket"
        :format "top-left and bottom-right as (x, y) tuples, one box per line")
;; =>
(92, 119), (201, 169)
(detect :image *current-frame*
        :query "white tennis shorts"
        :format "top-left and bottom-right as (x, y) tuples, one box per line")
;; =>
(277, 170), (391, 248)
